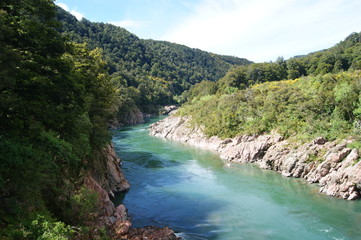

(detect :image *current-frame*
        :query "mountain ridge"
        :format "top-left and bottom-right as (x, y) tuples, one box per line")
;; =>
(56, 6), (252, 92)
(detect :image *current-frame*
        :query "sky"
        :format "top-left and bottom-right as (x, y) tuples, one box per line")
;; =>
(55, 0), (361, 62)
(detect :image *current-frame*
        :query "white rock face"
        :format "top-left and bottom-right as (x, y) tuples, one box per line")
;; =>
(150, 114), (361, 200)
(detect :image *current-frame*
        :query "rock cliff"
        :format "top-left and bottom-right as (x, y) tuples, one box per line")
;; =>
(90, 144), (130, 196)
(84, 144), (179, 239)
(123, 108), (146, 125)
(112, 105), (178, 127)
(150, 114), (361, 200)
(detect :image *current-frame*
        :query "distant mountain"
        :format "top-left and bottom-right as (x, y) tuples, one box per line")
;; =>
(56, 7), (252, 95)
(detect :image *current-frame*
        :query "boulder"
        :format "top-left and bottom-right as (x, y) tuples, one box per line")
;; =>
(128, 226), (180, 240)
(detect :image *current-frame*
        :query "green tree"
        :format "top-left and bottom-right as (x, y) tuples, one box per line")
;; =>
(0, 1), (118, 237)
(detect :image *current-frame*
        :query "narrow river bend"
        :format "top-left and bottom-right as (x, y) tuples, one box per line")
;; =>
(112, 118), (361, 240)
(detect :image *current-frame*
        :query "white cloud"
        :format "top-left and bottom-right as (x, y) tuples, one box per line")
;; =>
(110, 20), (144, 29)
(70, 10), (84, 21)
(56, 2), (84, 20)
(162, 0), (361, 62)
(56, 3), (69, 11)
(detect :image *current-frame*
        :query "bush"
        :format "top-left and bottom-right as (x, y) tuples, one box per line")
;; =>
(29, 215), (74, 240)
(179, 71), (361, 140)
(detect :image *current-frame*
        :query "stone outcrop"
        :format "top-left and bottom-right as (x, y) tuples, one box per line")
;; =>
(127, 226), (180, 240)
(84, 144), (179, 239)
(150, 114), (361, 200)
(90, 144), (130, 199)
(123, 108), (145, 125)
(84, 175), (131, 233)
(109, 105), (178, 129)
(104, 144), (130, 193)
(160, 105), (178, 115)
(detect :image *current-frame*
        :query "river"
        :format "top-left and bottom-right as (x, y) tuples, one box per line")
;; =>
(112, 118), (361, 240)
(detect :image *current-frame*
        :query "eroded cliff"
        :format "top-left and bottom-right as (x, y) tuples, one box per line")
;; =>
(84, 144), (179, 239)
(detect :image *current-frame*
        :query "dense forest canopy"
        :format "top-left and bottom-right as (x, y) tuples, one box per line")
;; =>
(56, 7), (251, 122)
(0, 0), (119, 238)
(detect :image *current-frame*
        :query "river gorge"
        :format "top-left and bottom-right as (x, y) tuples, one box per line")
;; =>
(112, 117), (361, 240)
(113, 117), (361, 240)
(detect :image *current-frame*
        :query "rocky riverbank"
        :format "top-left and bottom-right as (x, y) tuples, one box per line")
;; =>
(84, 144), (179, 239)
(110, 105), (178, 128)
(150, 114), (361, 200)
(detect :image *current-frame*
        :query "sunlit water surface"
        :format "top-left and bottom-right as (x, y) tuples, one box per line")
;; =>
(112, 118), (361, 240)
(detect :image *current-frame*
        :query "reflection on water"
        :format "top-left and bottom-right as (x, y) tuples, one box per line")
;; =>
(112, 118), (361, 240)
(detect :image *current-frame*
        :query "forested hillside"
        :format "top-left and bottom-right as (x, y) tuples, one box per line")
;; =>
(179, 33), (361, 145)
(207, 32), (361, 97)
(56, 7), (251, 123)
(0, 1), (120, 238)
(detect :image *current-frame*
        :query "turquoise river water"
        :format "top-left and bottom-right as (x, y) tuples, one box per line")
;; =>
(112, 118), (361, 240)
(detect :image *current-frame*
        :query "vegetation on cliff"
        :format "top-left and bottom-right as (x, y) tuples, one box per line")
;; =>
(179, 33), (361, 143)
(0, 0), (118, 238)
(180, 71), (361, 141)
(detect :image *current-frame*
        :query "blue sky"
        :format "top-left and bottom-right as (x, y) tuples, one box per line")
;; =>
(56, 0), (361, 62)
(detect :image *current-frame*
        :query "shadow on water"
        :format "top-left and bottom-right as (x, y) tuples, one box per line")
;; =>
(112, 125), (226, 239)
(125, 188), (226, 240)
(113, 191), (126, 206)
(120, 150), (175, 169)
(119, 155), (226, 239)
